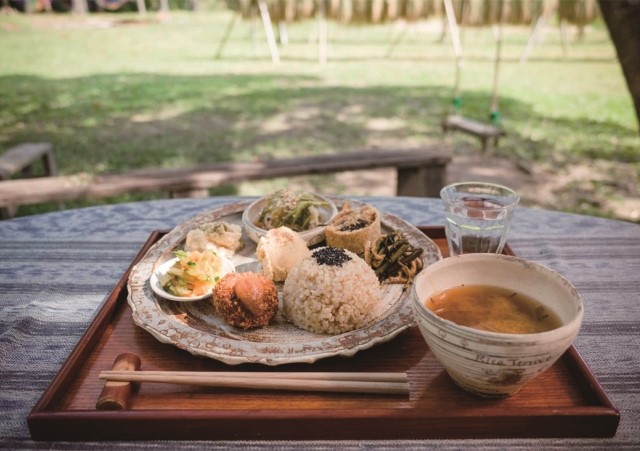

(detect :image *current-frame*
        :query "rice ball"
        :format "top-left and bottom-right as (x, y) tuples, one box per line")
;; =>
(282, 247), (382, 334)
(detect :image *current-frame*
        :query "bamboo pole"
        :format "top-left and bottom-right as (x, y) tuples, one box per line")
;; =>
(257, 0), (280, 64)
(318, 0), (328, 64)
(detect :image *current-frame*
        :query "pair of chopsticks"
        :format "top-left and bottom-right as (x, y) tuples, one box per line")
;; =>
(99, 370), (409, 395)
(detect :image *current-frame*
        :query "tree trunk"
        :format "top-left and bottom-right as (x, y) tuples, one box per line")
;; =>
(598, 0), (640, 133)
(72, 0), (88, 14)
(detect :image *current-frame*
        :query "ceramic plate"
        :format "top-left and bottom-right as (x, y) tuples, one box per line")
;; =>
(127, 199), (442, 365)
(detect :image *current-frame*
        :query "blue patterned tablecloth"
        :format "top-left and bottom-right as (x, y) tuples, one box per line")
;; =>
(1, 196), (639, 450)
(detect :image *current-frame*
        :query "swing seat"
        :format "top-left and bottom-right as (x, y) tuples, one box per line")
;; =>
(442, 114), (506, 152)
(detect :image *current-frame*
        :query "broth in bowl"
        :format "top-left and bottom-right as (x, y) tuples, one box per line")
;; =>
(425, 285), (562, 334)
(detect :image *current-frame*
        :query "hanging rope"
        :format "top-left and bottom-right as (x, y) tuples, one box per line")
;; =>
(443, 0), (464, 114)
(489, 0), (507, 125)
(444, 0), (506, 125)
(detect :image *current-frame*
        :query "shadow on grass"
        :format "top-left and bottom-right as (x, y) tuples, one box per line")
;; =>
(1, 72), (637, 217)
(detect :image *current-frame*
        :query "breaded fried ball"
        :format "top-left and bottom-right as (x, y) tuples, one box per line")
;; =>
(212, 272), (278, 330)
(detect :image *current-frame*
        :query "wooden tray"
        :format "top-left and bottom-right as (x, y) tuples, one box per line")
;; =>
(27, 226), (620, 441)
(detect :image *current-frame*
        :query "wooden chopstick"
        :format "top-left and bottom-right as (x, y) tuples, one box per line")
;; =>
(99, 371), (409, 395)
(101, 370), (407, 382)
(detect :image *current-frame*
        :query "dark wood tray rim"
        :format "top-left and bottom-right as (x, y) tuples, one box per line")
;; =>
(27, 226), (620, 441)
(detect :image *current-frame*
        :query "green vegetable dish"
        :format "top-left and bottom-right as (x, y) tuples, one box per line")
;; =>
(255, 189), (328, 232)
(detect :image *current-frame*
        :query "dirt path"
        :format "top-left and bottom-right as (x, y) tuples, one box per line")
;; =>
(318, 151), (639, 223)
(329, 152), (538, 200)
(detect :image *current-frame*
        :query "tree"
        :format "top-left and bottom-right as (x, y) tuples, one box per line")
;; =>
(598, 0), (640, 133)
(72, 0), (88, 13)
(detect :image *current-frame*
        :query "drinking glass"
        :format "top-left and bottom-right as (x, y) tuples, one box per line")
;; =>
(440, 182), (519, 256)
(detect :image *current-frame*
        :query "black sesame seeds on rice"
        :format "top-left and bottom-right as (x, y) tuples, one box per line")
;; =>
(312, 247), (352, 267)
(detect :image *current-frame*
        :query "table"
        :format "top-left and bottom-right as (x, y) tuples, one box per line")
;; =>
(1, 196), (638, 449)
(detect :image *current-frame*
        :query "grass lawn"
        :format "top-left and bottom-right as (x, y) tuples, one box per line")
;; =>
(0, 7), (638, 220)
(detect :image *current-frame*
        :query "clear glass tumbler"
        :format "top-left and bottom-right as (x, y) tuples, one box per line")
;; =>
(440, 182), (519, 256)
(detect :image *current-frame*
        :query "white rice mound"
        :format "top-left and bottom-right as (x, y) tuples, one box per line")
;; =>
(282, 247), (382, 334)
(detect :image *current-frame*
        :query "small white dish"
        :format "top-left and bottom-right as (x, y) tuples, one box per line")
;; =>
(241, 192), (338, 246)
(150, 256), (235, 303)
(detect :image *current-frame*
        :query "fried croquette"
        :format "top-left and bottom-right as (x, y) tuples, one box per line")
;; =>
(212, 272), (278, 330)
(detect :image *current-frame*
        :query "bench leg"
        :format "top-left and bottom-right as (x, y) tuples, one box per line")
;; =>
(1, 206), (16, 220)
(17, 148), (59, 177)
(20, 166), (34, 178)
(0, 143), (61, 219)
(397, 164), (447, 198)
(43, 148), (64, 212)
(43, 149), (59, 176)
(480, 137), (488, 154)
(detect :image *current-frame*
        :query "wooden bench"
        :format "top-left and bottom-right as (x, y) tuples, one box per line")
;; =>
(0, 142), (59, 219)
(0, 142), (58, 180)
(442, 114), (506, 152)
(0, 147), (451, 218)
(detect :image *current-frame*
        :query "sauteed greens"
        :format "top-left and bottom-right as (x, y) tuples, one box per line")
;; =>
(255, 189), (328, 232)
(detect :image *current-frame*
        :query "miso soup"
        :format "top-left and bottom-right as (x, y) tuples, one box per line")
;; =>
(425, 285), (562, 334)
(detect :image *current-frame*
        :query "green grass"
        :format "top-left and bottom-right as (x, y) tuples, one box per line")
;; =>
(0, 8), (638, 218)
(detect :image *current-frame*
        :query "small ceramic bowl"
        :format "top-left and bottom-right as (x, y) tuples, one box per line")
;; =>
(150, 255), (235, 302)
(242, 192), (338, 246)
(411, 253), (584, 398)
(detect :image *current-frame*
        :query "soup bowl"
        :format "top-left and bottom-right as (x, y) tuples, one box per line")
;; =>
(411, 253), (584, 398)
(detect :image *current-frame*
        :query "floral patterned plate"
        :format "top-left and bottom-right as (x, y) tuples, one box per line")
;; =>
(127, 199), (441, 365)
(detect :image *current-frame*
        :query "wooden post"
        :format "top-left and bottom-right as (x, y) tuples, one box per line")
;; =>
(317, 0), (328, 65)
(257, 0), (280, 64)
(215, 12), (238, 59)
(520, 1), (562, 64)
(136, 0), (146, 14)
(72, 0), (88, 14)
(397, 164), (448, 198)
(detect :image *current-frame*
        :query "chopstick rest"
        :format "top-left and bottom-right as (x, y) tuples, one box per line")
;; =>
(96, 353), (142, 410)
(99, 370), (410, 395)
